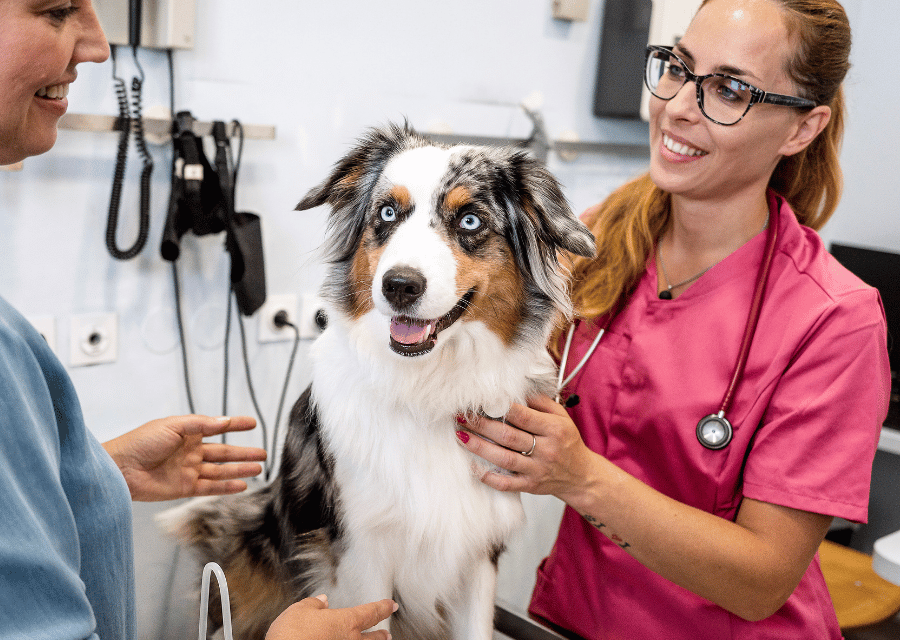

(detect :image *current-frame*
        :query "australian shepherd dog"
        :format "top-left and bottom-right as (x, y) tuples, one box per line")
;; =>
(160, 123), (595, 640)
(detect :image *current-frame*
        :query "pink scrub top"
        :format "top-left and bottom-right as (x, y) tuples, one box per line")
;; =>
(529, 192), (891, 640)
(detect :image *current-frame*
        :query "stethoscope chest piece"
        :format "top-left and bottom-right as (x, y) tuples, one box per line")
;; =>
(696, 412), (733, 450)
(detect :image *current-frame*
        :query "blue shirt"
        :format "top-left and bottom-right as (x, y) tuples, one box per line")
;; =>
(0, 296), (135, 639)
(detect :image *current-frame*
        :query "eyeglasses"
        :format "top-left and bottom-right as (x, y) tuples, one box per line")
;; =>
(644, 45), (817, 126)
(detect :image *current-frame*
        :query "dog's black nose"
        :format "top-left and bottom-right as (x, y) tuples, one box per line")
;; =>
(382, 267), (427, 310)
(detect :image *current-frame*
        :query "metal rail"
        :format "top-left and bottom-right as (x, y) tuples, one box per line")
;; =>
(57, 113), (276, 141)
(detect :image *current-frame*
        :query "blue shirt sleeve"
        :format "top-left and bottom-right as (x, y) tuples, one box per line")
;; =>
(0, 297), (135, 640)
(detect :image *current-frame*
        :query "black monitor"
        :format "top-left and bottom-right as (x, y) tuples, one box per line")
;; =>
(592, 0), (652, 118)
(830, 243), (899, 427)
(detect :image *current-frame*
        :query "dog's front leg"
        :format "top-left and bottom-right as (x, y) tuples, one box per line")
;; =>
(451, 557), (497, 640)
(329, 539), (394, 633)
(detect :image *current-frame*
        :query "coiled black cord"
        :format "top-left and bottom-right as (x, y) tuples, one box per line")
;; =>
(106, 46), (132, 258)
(130, 47), (153, 248)
(267, 313), (300, 480)
(105, 45), (152, 260)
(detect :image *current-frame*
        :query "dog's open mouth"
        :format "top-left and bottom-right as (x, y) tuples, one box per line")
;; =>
(389, 288), (476, 357)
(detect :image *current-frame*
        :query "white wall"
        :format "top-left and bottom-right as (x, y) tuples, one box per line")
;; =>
(1, 0), (895, 637)
(821, 1), (900, 251)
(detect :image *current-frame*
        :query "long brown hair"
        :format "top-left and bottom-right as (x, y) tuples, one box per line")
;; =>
(568, 0), (851, 326)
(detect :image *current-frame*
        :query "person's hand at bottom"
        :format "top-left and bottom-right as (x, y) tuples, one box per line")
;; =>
(265, 594), (398, 640)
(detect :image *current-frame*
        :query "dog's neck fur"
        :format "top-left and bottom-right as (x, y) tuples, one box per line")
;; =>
(311, 308), (557, 424)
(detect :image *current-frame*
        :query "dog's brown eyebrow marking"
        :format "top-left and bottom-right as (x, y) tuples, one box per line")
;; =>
(388, 185), (412, 209)
(444, 185), (472, 212)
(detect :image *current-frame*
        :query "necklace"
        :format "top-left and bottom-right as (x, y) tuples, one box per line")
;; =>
(656, 213), (770, 300)
(657, 254), (713, 300)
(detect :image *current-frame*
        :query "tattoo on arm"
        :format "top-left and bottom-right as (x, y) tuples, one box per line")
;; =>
(584, 514), (605, 528)
(583, 514), (631, 549)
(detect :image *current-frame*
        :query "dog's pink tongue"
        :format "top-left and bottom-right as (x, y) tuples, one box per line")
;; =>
(390, 318), (432, 345)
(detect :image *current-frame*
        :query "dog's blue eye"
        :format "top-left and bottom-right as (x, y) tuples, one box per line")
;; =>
(459, 213), (482, 232)
(380, 205), (397, 222)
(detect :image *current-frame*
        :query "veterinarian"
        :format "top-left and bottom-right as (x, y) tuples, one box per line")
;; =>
(456, 0), (891, 638)
(0, 2), (396, 639)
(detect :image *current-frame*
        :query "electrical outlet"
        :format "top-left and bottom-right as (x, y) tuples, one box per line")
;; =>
(298, 294), (328, 339)
(257, 294), (299, 343)
(26, 315), (57, 355)
(70, 313), (118, 367)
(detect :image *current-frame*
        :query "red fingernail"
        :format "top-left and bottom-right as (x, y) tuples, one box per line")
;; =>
(456, 414), (467, 425)
(456, 430), (470, 444)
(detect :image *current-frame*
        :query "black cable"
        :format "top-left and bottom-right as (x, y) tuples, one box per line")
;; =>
(236, 312), (268, 455)
(167, 49), (174, 114)
(267, 315), (300, 480)
(130, 45), (153, 252)
(223, 283), (232, 416)
(221, 281), (233, 445)
(228, 119), (243, 203)
(171, 261), (195, 414)
(220, 121), (242, 442)
(167, 49), (176, 213)
(163, 49), (195, 416)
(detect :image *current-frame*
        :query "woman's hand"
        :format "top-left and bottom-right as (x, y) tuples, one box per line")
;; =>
(455, 395), (599, 505)
(266, 595), (398, 640)
(103, 415), (267, 501)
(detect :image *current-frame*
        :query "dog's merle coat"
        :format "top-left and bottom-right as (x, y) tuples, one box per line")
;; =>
(161, 123), (595, 640)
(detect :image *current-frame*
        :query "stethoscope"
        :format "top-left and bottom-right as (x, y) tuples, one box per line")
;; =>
(556, 209), (779, 450)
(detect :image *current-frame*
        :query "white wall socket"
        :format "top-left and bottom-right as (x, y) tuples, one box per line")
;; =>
(298, 294), (328, 340)
(70, 312), (118, 367)
(257, 294), (299, 343)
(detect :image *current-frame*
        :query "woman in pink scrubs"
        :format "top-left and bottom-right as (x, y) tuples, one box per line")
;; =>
(456, 0), (891, 638)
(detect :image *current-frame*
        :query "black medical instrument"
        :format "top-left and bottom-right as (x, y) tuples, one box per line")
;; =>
(160, 113), (267, 316)
(557, 209), (779, 450)
(212, 121), (267, 317)
(160, 110), (228, 260)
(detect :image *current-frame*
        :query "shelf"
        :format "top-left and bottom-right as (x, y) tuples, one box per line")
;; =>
(58, 113), (275, 140)
(424, 132), (648, 161)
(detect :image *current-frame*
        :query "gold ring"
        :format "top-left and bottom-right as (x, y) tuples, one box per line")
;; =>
(521, 435), (537, 457)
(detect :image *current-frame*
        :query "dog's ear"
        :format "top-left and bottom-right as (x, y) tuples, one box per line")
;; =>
(295, 151), (368, 213)
(499, 152), (596, 318)
(295, 122), (422, 262)
(513, 153), (596, 260)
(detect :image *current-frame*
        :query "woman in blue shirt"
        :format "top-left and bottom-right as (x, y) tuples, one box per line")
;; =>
(0, 2), (395, 638)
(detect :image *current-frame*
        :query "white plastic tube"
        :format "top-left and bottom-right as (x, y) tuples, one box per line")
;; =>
(198, 562), (233, 640)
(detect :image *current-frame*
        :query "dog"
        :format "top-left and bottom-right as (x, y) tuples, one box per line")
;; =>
(160, 123), (596, 640)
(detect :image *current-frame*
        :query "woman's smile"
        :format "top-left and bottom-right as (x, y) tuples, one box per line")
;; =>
(661, 133), (709, 161)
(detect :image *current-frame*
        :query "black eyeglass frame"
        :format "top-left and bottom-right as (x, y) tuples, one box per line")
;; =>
(644, 45), (818, 126)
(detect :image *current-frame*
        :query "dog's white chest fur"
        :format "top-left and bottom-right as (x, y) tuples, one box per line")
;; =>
(308, 319), (543, 635)
(310, 316), (537, 534)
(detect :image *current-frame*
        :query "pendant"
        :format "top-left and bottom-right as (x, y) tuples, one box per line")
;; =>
(658, 289), (673, 300)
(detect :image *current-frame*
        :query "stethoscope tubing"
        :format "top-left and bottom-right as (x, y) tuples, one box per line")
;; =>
(555, 326), (605, 402)
(717, 208), (779, 419)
